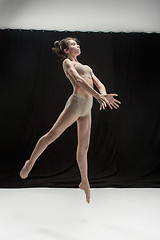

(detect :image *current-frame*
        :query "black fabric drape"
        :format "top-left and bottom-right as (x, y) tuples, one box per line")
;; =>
(0, 29), (160, 188)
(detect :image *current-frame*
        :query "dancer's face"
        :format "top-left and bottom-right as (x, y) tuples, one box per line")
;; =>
(64, 40), (81, 56)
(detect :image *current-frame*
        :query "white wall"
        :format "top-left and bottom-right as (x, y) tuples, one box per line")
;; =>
(0, 0), (159, 32)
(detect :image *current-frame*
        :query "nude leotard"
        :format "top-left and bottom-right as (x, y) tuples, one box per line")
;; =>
(64, 62), (93, 117)
(74, 63), (93, 79)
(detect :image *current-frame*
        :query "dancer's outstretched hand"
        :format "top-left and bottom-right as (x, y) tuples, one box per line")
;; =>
(96, 94), (109, 110)
(102, 93), (121, 110)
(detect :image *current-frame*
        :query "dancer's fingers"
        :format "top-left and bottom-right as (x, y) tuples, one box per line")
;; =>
(114, 99), (121, 104)
(109, 104), (113, 110)
(113, 102), (119, 108)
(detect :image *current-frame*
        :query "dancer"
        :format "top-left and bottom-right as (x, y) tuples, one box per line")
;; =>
(19, 37), (121, 204)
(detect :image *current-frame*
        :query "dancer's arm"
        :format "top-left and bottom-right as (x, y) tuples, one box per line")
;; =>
(91, 70), (122, 109)
(63, 60), (104, 100)
(91, 70), (107, 95)
(63, 60), (100, 98)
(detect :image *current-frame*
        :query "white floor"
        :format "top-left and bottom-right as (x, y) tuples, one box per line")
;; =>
(0, 187), (160, 240)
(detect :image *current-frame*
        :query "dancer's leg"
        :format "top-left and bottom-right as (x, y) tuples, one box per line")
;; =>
(76, 112), (92, 203)
(20, 108), (79, 179)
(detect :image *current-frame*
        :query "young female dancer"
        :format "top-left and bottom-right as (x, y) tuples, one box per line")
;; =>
(19, 37), (121, 203)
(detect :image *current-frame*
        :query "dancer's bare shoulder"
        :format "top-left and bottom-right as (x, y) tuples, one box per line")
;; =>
(62, 59), (80, 79)
(62, 59), (72, 78)
(62, 59), (76, 74)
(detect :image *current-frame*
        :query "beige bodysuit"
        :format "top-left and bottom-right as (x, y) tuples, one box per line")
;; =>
(64, 62), (93, 118)
(74, 63), (93, 79)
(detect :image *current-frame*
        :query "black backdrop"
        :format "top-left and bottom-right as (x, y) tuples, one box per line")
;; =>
(0, 29), (160, 188)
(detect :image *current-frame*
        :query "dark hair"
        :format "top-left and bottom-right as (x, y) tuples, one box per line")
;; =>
(51, 37), (80, 60)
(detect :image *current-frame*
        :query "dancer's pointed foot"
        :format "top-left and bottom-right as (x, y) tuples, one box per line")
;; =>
(79, 181), (90, 204)
(19, 160), (33, 179)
